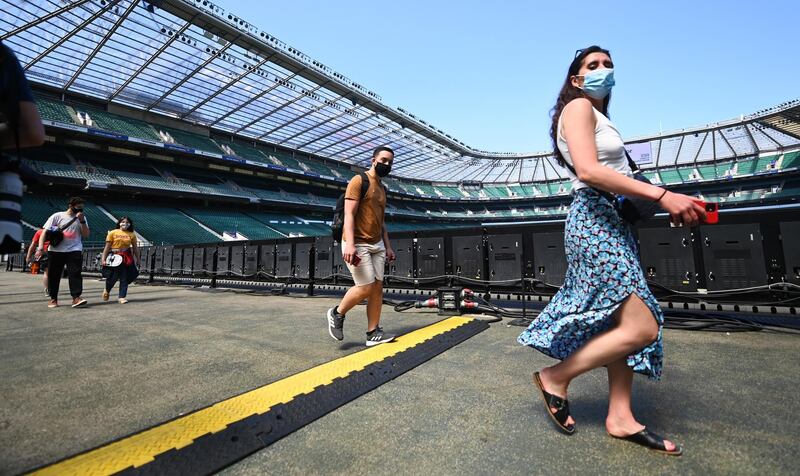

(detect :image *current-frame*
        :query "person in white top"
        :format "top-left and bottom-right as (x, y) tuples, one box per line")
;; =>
(37, 196), (90, 308)
(519, 46), (706, 455)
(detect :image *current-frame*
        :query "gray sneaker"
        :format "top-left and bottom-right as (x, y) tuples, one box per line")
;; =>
(365, 326), (395, 347)
(327, 307), (345, 341)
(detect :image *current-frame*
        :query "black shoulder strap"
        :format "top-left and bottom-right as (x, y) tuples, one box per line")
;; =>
(561, 146), (640, 176)
(58, 215), (78, 231)
(359, 171), (370, 199)
(624, 148), (640, 172)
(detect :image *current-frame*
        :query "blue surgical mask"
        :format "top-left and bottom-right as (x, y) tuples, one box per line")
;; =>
(579, 68), (615, 99)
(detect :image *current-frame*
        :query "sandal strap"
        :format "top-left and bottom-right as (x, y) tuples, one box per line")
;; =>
(623, 429), (667, 451)
(543, 391), (571, 426)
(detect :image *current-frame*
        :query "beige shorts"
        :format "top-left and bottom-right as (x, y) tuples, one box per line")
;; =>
(342, 240), (386, 286)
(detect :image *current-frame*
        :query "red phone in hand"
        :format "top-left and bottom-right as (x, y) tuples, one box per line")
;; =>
(693, 199), (719, 224)
(352, 254), (361, 266)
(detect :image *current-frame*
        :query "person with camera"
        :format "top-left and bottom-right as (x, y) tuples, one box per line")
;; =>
(37, 197), (89, 308)
(0, 41), (45, 254)
(100, 216), (139, 304)
(25, 227), (50, 298)
(518, 46), (706, 455)
(326, 146), (397, 347)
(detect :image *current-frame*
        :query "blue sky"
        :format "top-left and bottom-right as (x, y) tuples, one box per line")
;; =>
(218, 0), (797, 153)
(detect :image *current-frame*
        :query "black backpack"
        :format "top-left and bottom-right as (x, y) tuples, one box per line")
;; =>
(331, 172), (387, 242)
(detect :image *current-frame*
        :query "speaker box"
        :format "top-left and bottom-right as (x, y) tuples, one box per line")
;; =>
(152, 246), (164, 273)
(295, 242), (312, 279)
(181, 247), (193, 275)
(276, 243), (293, 277)
(170, 246), (183, 275)
(699, 224), (767, 291)
(191, 247), (204, 275)
(333, 241), (350, 278)
(451, 235), (483, 280)
(203, 246), (217, 275)
(417, 237), (444, 279)
(260, 243), (276, 277)
(532, 232), (567, 286)
(387, 238), (413, 278)
(638, 227), (697, 291)
(315, 237), (334, 280)
(779, 221), (800, 285)
(162, 246), (174, 274)
(243, 244), (259, 277)
(488, 233), (522, 282)
(230, 245), (245, 276)
(215, 245), (230, 276)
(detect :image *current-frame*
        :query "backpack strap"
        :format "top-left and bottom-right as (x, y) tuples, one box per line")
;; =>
(359, 171), (370, 199)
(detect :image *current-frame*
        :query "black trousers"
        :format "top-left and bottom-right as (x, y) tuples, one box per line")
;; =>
(47, 251), (83, 299)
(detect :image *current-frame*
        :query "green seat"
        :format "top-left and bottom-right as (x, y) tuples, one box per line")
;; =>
(697, 165), (719, 180)
(659, 169), (682, 184)
(735, 158), (757, 175)
(36, 97), (75, 124)
(77, 107), (160, 141)
(183, 208), (284, 239)
(221, 141), (271, 162)
(755, 155), (779, 172)
(102, 203), (220, 245)
(781, 151), (800, 169)
(159, 126), (222, 153)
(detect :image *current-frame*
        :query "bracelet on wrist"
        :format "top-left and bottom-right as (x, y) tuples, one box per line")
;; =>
(655, 189), (668, 203)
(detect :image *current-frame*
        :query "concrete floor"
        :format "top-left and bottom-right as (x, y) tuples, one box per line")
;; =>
(1, 271), (799, 475)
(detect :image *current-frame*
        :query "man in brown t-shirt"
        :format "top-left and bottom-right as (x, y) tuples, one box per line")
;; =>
(327, 146), (397, 347)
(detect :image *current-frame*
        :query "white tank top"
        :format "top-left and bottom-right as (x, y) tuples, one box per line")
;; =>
(557, 106), (631, 191)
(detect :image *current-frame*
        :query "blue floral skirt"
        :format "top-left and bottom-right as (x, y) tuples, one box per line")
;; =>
(518, 188), (663, 379)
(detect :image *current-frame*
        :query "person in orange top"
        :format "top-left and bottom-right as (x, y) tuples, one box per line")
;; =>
(100, 216), (140, 304)
(25, 228), (50, 298)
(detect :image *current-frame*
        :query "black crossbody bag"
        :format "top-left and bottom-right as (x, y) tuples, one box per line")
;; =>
(563, 150), (660, 224)
(45, 215), (78, 247)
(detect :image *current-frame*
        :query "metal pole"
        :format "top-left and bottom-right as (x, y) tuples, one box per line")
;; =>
(210, 250), (218, 288)
(147, 251), (156, 283)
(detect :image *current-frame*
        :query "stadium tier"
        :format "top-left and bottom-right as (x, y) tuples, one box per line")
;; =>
(31, 97), (800, 208)
(100, 203), (220, 245)
(21, 140), (800, 239)
(20, 195), (116, 246)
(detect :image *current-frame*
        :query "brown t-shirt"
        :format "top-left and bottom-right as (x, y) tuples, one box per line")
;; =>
(344, 172), (386, 244)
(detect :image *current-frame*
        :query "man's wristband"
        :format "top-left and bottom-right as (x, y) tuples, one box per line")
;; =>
(79, 220), (87, 224)
(655, 189), (668, 203)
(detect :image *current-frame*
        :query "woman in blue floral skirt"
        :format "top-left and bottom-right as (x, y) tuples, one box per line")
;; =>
(518, 46), (706, 455)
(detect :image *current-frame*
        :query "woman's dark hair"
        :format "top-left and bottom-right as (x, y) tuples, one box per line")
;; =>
(549, 45), (612, 167)
(116, 216), (134, 232)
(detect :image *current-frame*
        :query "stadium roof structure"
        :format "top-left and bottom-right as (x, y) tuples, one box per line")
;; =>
(4, 0), (800, 183)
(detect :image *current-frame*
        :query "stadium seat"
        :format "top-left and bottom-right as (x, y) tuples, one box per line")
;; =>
(36, 97), (76, 124)
(101, 203), (220, 245)
(183, 208), (285, 239)
(75, 107), (161, 141)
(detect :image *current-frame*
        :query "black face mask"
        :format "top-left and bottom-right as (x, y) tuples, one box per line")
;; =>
(374, 162), (391, 177)
(72, 207), (83, 213)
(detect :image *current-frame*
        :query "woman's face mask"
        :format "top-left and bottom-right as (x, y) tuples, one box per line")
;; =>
(577, 68), (615, 99)
(120, 222), (130, 230)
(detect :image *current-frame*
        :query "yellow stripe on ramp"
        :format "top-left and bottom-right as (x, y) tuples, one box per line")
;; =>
(32, 316), (474, 476)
